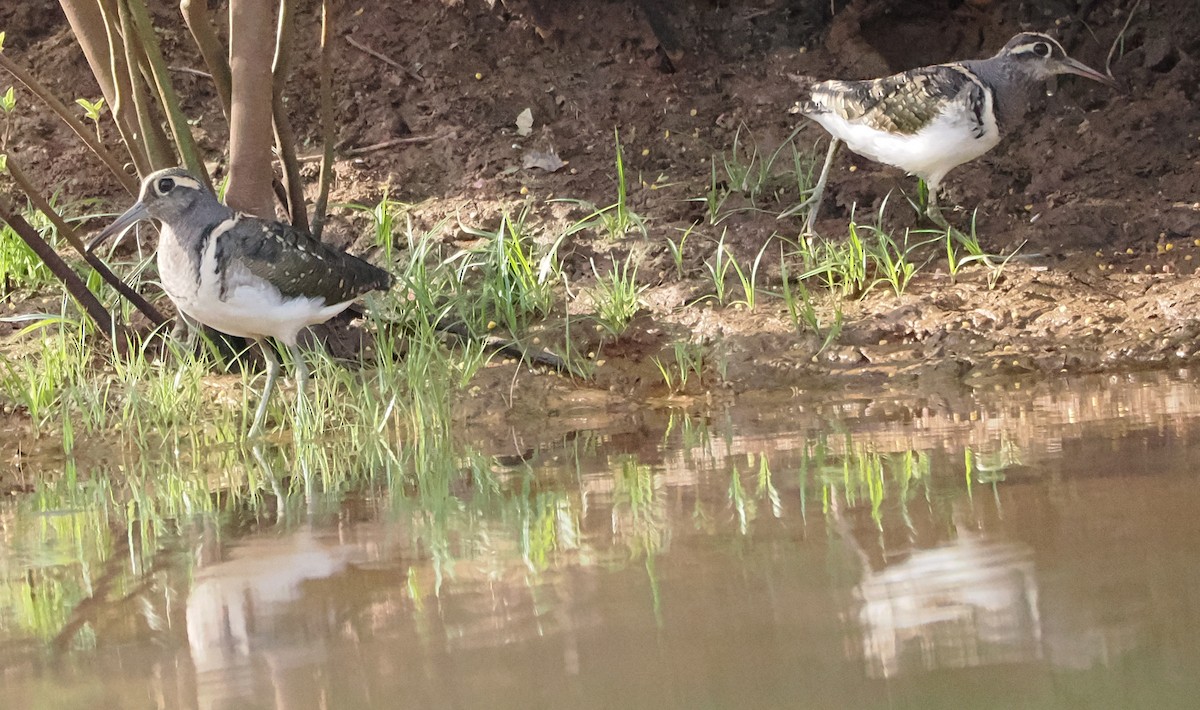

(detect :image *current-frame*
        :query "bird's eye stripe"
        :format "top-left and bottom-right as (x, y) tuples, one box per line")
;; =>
(171, 176), (203, 191)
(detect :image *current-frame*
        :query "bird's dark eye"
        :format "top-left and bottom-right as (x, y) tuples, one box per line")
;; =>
(155, 177), (175, 194)
(1033, 42), (1051, 57)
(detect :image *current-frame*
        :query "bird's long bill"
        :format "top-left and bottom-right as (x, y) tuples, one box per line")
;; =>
(1061, 56), (1119, 88)
(86, 201), (149, 253)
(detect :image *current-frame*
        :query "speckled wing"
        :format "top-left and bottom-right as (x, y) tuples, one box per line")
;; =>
(800, 64), (986, 136)
(218, 217), (393, 304)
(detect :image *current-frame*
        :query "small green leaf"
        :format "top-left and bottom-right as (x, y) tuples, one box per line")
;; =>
(0, 86), (14, 113)
(75, 96), (105, 121)
(0, 153), (7, 172)
(0, 31), (6, 53)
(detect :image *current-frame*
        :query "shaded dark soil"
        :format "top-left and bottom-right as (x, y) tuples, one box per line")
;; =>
(2, 0), (1200, 422)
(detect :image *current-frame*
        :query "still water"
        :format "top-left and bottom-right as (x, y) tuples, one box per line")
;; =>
(4, 372), (1200, 709)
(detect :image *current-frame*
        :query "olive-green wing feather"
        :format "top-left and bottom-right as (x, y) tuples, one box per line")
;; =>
(801, 65), (985, 135)
(218, 216), (392, 304)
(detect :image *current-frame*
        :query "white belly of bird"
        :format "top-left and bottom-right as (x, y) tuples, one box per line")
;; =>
(158, 223), (352, 346)
(813, 103), (1000, 187)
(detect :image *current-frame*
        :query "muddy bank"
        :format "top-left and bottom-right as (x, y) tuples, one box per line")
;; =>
(1, 0), (1199, 419)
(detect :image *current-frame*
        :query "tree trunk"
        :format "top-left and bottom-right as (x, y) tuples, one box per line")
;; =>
(226, 0), (277, 219)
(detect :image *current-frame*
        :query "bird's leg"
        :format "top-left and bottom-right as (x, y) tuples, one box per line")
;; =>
(923, 181), (950, 229)
(804, 138), (841, 236)
(288, 343), (310, 396)
(287, 342), (317, 440)
(170, 312), (198, 350)
(248, 338), (281, 438)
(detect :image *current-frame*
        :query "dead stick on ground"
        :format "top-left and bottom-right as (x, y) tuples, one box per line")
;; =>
(346, 132), (454, 155)
(345, 36), (423, 81)
(169, 65), (215, 79)
(296, 132), (452, 162)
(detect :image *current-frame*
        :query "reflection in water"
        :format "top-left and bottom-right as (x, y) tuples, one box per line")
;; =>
(855, 534), (1041, 679)
(187, 529), (355, 709)
(4, 372), (1200, 708)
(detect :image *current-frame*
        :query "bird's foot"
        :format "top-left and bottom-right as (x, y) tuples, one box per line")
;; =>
(247, 339), (281, 439)
(779, 192), (820, 220)
(247, 410), (269, 439)
(925, 202), (950, 230)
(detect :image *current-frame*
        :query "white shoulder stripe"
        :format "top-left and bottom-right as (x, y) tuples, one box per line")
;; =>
(209, 216), (242, 241)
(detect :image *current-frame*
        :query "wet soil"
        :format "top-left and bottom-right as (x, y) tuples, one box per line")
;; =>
(2, 0), (1200, 424)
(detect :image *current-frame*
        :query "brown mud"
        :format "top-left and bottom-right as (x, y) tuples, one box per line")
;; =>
(2, 0), (1200, 433)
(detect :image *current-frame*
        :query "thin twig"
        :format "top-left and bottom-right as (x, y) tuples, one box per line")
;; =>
(180, 0), (232, 120)
(345, 133), (451, 155)
(272, 0), (308, 232)
(1064, 0), (1101, 49)
(1106, 0), (1142, 75)
(312, 0), (336, 241)
(345, 36), (424, 82)
(168, 65), (214, 79)
(296, 132), (451, 163)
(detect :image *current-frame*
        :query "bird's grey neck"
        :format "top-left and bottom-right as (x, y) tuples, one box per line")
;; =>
(158, 198), (234, 282)
(961, 57), (1039, 130)
(168, 199), (234, 245)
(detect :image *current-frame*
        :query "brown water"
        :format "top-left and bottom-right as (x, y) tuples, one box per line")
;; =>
(4, 372), (1200, 709)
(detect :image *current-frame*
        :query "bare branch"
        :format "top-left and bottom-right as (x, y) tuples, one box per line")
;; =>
(0, 193), (121, 343)
(117, 0), (175, 172)
(311, 0), (336, 240)
(271, 0), (307, 231)
(296, 132), (450, 162)
(60, 0), (150, 176)
(125, 0), (209, 183)
(180, 0), (233, 121)
(345, 35), (423, 83)
(6, 157), (167, 326)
